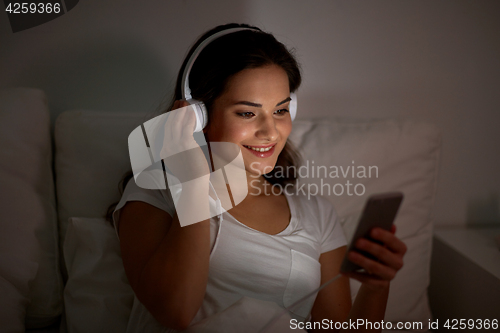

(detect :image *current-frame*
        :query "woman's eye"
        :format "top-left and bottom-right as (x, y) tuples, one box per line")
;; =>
(237, 112), (255, 119)
(275, 109), (290, 115)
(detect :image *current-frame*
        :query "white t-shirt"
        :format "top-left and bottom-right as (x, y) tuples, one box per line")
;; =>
(113, 179), (347, 333)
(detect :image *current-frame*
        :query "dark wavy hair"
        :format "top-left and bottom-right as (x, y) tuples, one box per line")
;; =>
(106, 23), (302, 222)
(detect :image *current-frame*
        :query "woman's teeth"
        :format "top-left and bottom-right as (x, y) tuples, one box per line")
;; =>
(244, 145), (273, 152)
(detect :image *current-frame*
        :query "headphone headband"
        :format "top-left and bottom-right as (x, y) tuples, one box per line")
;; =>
(181, 27), (260, 100)
(181, 26), (298, 132)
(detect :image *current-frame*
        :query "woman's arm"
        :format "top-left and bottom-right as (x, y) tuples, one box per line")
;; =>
(118, 178), (211, 330)
(311, 226), (407, 332)
(119, 99), (213, 330)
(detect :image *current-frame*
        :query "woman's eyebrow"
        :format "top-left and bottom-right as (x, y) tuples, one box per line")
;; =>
(233, 97), (292, 108)
(276, 97), (292, 106)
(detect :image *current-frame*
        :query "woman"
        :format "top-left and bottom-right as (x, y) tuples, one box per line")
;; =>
(111, 23), (406, 332)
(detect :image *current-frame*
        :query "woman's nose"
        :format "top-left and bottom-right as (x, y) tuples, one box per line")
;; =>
(255, 115), (279, 142)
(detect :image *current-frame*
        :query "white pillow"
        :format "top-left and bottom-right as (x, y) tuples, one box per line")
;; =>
(0, 88), (62, 329)
(63, 217), (135, 333)
(289, 118), (440, 327)
(55, 111), (145, 276)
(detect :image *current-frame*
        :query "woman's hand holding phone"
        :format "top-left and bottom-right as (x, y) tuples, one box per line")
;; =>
(344, 225), (407, 290)
(340, 192), (407, 290)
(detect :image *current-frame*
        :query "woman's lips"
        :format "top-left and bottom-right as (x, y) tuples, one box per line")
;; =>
(243, 144), (276, 158)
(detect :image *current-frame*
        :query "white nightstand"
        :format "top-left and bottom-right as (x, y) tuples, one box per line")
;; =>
(428, 226), (500, 331)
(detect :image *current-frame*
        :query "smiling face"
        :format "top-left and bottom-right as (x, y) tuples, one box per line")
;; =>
(204, 64), (292, 178)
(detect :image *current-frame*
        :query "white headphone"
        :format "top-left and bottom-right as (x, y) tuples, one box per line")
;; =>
(180, 27), (298, 132)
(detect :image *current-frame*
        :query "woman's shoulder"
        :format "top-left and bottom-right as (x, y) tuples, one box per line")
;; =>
(112, 177), (176, 230)
(289, 192), (346, 252)
(122, 177), (174, 209)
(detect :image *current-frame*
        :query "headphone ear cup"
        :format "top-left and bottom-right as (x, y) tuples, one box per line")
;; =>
(289, 92), (298, 121)
(187, 99), (208, 133)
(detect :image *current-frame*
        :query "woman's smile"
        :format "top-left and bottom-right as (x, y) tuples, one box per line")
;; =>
(242, 143), (277, 157)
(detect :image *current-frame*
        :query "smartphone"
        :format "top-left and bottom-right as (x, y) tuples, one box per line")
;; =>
(340, 192), (404, 273)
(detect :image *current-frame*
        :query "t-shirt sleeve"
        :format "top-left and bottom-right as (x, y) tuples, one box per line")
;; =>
(112, 176), (176, 240)
(316, 196), (347, 253)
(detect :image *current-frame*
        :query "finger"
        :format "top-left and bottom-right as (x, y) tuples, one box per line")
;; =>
(347, 251), (397, 281)
(370, 228), (407, 255)
(164, 105), (187, 154)
(164, 101), (199, 154)
(342, 270), (380, 281)
(172, 100), (193, 139)
(180, 104), (197, 137)
(172, 100), (179, 110)
(168, 101), (194, 139)
(171, 99), (190, 111)
(390, 224), (396, 234)
(355, 238), (405, 272)
(170, 105), (199, 151)
(161, 113), (175, 159)
(166, 108), (180, 145)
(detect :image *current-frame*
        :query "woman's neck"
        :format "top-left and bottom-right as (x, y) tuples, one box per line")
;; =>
(245, 173), (274, 197)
